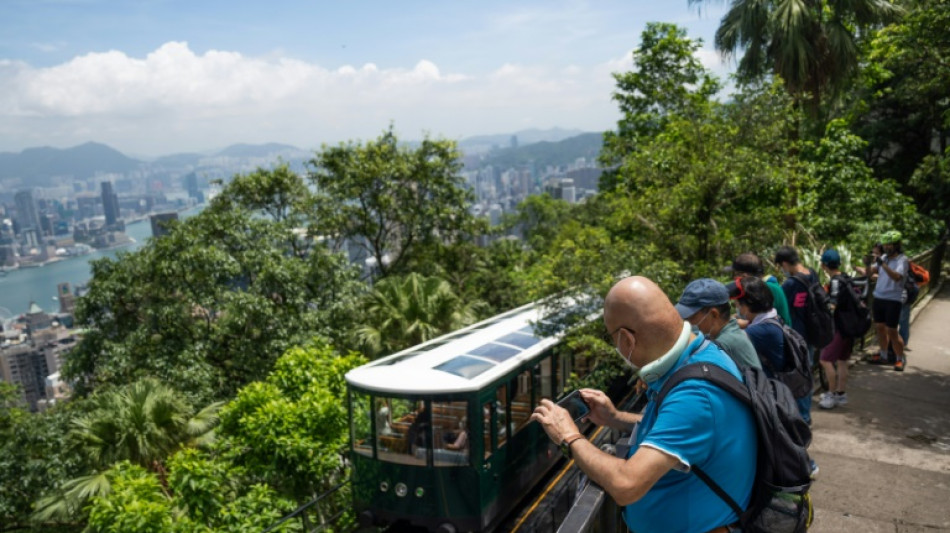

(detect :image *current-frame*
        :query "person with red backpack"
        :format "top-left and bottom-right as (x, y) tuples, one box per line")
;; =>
(870, 231), (910, 371)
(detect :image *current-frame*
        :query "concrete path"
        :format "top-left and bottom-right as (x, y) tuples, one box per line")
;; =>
(809, 282), (950, 532)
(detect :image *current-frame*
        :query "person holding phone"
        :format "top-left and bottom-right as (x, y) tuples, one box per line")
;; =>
(531, 276), (756, 533)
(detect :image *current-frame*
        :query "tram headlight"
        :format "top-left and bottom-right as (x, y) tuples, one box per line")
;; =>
(415, 487), (425, 498)
(395, 483), (408, 497)
(379, 481), (389, 493)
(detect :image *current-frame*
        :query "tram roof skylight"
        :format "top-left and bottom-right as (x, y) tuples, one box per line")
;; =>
(345, 298), (593, 394)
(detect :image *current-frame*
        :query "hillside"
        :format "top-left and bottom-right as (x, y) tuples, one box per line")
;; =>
(472, 132), (603, 170)
(0, 142), (142, 185)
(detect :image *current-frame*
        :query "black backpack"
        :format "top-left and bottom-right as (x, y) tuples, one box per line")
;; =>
(791, 273), (835, 349)
(831, 274), (872, 338)
(657, 363), (813, 533)
(762, 317), (813, 399)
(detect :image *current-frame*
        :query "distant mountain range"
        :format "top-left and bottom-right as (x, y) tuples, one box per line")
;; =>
(0, 142), (141, 183)
(457, 127), (588, 153)
(0, 129), (601, 187)
(475, 132), (603, 169)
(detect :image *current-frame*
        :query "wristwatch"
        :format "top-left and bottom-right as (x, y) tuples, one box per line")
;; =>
(559, 433), (585, 459)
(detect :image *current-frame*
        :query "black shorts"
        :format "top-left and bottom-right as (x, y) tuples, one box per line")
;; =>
(873, 298), (902, 328)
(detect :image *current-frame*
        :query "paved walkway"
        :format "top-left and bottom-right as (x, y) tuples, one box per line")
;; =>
(809, 282), (950, 532)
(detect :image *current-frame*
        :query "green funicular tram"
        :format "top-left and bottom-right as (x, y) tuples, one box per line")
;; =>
(347, 300), (596, 532)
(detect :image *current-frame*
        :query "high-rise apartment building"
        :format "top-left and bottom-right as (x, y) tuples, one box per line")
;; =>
(0, 344), (50, 411)
(14, 190), (41, 235)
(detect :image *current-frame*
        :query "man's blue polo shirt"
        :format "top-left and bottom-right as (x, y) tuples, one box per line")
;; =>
(623, 333), (757, 533)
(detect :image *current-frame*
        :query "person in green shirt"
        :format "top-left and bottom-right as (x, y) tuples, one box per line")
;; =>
(732, 252), (793, 326)
(674, 278), (761, 369)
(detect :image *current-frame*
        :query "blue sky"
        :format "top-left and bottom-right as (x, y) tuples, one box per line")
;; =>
(0, 0), (732, 157)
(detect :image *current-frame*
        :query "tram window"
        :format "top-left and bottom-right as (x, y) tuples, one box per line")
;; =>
(532, 356), (554, 408)
(511, 370), (532, 434)
(432, 400), (469, 466)
(558, 347), (573, 391)
(374, 397), (428, 466)
(350, 392), (372, 458)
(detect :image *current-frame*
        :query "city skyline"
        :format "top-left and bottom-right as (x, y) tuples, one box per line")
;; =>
(0, 1), (732, 157)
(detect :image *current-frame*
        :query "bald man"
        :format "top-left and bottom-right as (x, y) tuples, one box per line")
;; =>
(532, 276), (757, 533)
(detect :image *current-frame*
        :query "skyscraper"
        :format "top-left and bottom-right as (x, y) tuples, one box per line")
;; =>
(14, 190), (40, 235)
(101, 181), (120, 227)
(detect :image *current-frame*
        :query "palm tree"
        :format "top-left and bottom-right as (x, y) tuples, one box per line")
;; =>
(356, 273), (484, 357)
(691, 0), (900, 113)
(70, 378), (222, 470)
(32, 378), (222, 522)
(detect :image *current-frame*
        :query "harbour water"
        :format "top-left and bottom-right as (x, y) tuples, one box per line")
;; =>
(0, 208), (200, 318)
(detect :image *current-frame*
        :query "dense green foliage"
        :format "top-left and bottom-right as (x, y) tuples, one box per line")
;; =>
(63, 165), (365, 403)
(5, 3), (950, 530)
(353, 272), (484, 358)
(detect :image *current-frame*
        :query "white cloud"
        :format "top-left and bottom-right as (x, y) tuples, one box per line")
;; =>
(0, 41), (623, 155)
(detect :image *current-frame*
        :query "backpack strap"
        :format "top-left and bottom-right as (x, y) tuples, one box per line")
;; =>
(655, 363), (753, 521)
(693, 465), (744, 518)
(755, 317), (786, 375)
(790, 272), (811, 288)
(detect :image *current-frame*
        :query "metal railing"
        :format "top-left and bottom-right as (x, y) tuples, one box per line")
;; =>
(262, 480), (351, 533)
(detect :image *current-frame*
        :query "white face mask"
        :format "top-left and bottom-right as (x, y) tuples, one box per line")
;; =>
(614, 329), (638, 371)
(690, 309), (713, 334)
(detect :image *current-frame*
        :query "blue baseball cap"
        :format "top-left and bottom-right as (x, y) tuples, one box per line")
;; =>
(675, 278), (730, 319)
(820, 249), (841, 268)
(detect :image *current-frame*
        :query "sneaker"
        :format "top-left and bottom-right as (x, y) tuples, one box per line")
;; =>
(809, 460), (819, 480)
(835, 392), (848, 406)
(868, 354), (885, 364)
(894, 358), (905, 372)
(818, 392), (837, 409)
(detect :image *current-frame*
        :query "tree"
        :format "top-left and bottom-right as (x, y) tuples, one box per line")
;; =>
(83, 460), (299, 533)
(308, 126), (477, 278)
(69, 378), (221, 472)
(0, 387), (83, 532)
(503, 194), (578, 254)
(852, 0), (950, 186)
(64, 167), (364, 401)
(354, 273), (484, 358)
(690, 0), (900, 115)
(212, 163), (309, 225)
(601, 26), (796, 274)
(216, 340), (365, 526)
(800, 118), (928, 246)
(599, 22), (720, 189)
(33, 379), (221, 524)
